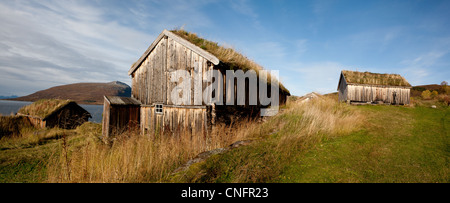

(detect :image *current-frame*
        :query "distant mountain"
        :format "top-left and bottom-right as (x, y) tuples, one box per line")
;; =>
(0, 95), (18, 99)
(9, 81), (131, 105)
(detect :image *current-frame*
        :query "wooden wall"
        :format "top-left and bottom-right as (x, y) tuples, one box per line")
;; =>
(102, 100), (110, 138)
(45, 103), (91, 129)
(140, 105), (208, 137)
(21, 115), (46, 129)
(102, 101), (140, 139)
(340, 84), (410, 104)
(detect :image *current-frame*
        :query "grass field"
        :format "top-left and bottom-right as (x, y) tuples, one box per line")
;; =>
(172, 100), (449, 183)
(278, 105), (449, 182)
(0, 97), (448, 183)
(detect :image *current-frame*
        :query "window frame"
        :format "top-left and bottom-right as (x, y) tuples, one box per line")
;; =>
(155, 104), (163, 114)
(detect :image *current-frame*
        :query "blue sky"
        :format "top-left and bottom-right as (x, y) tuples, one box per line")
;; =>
(1, 0), (449, 97)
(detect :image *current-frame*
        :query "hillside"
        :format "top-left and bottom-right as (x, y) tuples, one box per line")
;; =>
(411, 84), (445, 97)
(9, 81), (131, 105)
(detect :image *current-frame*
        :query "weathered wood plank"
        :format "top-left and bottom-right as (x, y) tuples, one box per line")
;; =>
(341, 84), (410, 104)
(162, 36), (167, 105)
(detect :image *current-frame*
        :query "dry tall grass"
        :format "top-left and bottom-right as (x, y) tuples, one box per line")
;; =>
(46, 96), (363, 183)
(0, 115), (35, 139)
(46, 118), (260, 183)
(277, 96), (364, 151)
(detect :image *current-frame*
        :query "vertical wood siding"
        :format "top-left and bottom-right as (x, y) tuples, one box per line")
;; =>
(140, 105), (207, 137)
(102, 102), (140, 139)
(340, 84), (410, 104)
(132, 37), (212, 106)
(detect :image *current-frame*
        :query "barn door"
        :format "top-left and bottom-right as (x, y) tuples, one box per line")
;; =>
(392, 91), (397, 105)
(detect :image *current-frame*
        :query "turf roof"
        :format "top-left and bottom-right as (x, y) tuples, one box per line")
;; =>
(170, 29), (290, 94)
(18, 99), (73, 119)
(342, 70), (411, 87)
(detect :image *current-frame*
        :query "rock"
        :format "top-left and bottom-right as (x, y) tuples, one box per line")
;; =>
(229, 140), (253, 149)
(172, 140), (254, 175)
(431, 105), (437, 109)
(171, 148), (227, 174)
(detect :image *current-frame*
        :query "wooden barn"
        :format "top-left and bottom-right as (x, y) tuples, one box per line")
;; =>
(103, 29), (290, 138)
(102, 96), (141, 138)
(17, 99), (91, 129)
(337, 70), (411, 105)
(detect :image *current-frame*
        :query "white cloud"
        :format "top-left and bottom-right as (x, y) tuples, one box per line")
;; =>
(282, 61), (353, 96)
(401, 51), (446, 68)
(398, 51), (448, 85)
(230, 0), (258, 19)
(0, 0), (215, 96)
(347, 27), (404, 51)
(229, 0), (261, 29)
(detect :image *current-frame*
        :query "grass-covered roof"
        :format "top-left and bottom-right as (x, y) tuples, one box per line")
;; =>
(18, 99), (73, 119)
(342, 70), (411, 87)
(170, 29), (290, 94)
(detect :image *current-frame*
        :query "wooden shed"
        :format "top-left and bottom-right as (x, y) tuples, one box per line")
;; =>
(337, 70), (411, 105)
(125, 29), (290, 137)
(102, 96), (141, 138)
(17, 99), (91, 129)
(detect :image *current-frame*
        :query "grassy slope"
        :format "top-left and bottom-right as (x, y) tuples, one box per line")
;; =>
(279, 106), (449, 183)
(174, 104), (449, 183)
(0, 123), (101, 183)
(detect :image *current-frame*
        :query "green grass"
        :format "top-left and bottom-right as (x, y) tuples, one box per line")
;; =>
(0, 122), (101, 183)
(0, 134), (56, 183)
(279, 105), (449, 183)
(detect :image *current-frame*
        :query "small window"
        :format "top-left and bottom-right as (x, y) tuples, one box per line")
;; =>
(155, 104), (163, 114)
